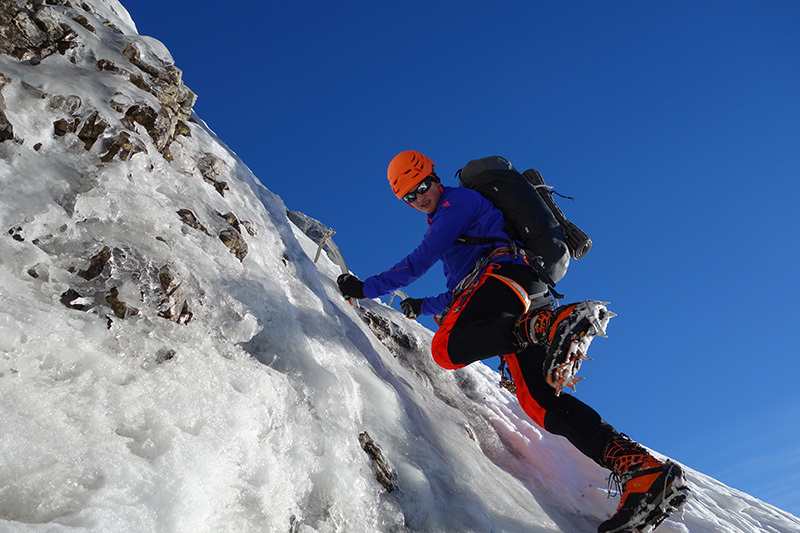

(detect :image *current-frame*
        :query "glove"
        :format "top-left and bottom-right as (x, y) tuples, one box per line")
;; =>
(337, 273), (365, 299)
(400, 297), (423, 319)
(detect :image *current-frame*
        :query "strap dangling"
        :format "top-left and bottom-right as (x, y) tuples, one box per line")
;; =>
(497, 356), (516, 393)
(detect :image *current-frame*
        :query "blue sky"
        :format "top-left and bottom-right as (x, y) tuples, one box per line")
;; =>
(125, 0), (800, 516)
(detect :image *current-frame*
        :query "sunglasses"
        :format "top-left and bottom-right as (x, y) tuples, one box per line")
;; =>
(403, 177), (434, 203)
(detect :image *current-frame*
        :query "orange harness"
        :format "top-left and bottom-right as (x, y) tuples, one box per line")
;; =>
(436, 244), (531, 324)
(484, 271), (531, 315)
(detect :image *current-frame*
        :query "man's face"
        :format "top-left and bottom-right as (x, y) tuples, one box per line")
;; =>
(404, 177), (441, 215)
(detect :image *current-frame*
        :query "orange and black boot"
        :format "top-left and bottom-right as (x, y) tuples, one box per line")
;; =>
(598, 436), (690, 533)
(516, 300), (614, 395)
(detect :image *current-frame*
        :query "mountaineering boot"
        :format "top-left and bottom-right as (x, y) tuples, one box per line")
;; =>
(516, 300), (614, 395)
(598, 436), (691, 533)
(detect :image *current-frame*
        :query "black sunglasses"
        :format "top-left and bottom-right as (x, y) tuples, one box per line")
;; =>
(403, 177), (434, 203)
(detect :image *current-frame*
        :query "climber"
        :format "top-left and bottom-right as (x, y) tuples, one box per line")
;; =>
(336, 150), (689, 532)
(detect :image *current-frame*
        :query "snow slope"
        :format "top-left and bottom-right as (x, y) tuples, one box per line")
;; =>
(1, 1), (799, 531)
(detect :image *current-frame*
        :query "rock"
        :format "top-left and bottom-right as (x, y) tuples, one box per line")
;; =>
(198, 154), (228, 196)
(0, 3), (79, 62)
(100, 130), (145, 162)
(0, 110), (12, 142)
(53, 117), (79, 136)
(1, 2), (196, 160)
(8, 226), (24, 241)
(97, 58), (118, 72)
(174, 120), (191, 137)
(120, 41), (196, 156)
(155, 348), (176, 364)
(0, 75), (12, 142)
(122, 102), (171, 153)
(216, 211), (250, 261)
(214, 211), (255, 237)
(156, 265), (193, 325)
(176, 209), (210, 235)
(358, 432), (398, 493)
(71, 14), (94, 33)
(219, 228), (247, 261)
(105, 286), (139, 318)
(48, 94), (82, 114)
(357, 307), (415, 353)
(128, 73), (150, 92)
(76, 110), (107, 150)
(78, 245), (110, 280)
(216, 211), (241, 232)
(124, 103), (157, 132)
(60, 288), (89, 311)
(173, 302), (193, 324)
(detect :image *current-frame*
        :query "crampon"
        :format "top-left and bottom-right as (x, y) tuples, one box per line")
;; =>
(543, 300), (614, 395)
(599, 462), (691, 533)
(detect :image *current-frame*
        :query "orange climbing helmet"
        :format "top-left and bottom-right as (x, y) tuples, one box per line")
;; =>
(387, 150), (435, 200)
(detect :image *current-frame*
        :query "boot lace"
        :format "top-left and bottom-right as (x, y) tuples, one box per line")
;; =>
(532, 309), (553, 337)
(602, 434), (651, 499)
(607, 472), (625, 499)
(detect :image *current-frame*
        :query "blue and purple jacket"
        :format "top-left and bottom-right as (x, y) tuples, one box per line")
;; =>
(363, 185), (522, 316)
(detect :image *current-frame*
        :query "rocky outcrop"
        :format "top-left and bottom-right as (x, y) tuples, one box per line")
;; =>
(1, 1), (256, 327)
(0, 0), (81, 63)
(0, 0), (195, 159)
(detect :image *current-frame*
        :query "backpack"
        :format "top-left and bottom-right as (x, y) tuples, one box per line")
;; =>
(456, 156), (591, 287)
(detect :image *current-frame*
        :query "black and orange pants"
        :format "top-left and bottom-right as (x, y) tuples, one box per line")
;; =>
(432, 262), (617, 465)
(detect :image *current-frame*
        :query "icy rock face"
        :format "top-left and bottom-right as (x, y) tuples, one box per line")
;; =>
(357, 306), (417, 356)
(0, 0), (195, 162)
(0, 0), (84, 62)
(0, 4), (316, 528)
(0, 0), (254, 329)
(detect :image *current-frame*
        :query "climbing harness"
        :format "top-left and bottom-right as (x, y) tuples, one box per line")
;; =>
(436, 243), (529, 325)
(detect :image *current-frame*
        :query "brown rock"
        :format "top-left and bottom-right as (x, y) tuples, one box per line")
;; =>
(219, 228), (247, 261)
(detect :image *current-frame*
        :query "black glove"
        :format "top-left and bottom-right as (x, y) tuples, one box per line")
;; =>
(400, 297), (423, 319)
(337, 273), (365, 299)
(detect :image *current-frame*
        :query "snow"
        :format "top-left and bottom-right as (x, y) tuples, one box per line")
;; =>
(1, 1), (799, 532)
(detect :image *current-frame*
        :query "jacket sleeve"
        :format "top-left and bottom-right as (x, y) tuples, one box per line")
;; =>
(362, 191), (478, 303)
(421, 290), (452, 316)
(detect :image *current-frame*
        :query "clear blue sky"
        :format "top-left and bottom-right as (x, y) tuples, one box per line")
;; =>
(125, 0), (800, 516)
